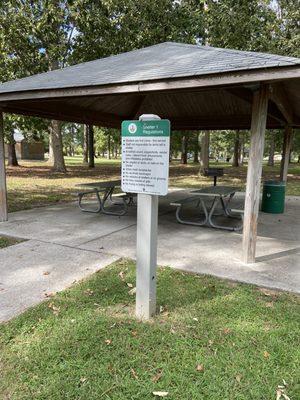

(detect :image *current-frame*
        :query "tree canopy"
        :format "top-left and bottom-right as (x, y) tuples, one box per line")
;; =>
(0, 0), (299, 165)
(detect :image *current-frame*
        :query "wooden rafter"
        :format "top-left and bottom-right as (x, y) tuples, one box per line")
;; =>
(269, 83), (293, 125)
(3, 102), (122, 128)
(225, 87), (286, 125)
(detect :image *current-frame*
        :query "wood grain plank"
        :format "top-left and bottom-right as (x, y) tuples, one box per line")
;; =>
(242, 85), (269, 263)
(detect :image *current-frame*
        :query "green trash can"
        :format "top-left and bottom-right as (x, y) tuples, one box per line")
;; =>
(261, 180), (286, 214)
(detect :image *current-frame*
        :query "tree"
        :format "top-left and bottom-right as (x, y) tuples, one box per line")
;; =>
(204, 0), (277, 52)
(200, 131), (210, 170)
(71, 0), (205, 63)
(4, 117), (18, 167)
(232, 130), (240, 167)
(88, 125), (95, 168)
(272, 0), (300, 57)
(0, 0), (75, 172)
(180, 135), (188, 164)
(267, 130), (275, 166)
(83, 125), (89, 164)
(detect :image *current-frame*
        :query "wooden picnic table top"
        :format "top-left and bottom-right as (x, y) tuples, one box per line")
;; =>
(76, 180), (121, 190)
(190, 186), (240, 197)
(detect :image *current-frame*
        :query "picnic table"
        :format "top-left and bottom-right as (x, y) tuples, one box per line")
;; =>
(171, 186), (243, 231)
(76, 180), (135, 216)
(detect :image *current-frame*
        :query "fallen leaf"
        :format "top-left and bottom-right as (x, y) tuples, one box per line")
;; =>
(131, 368), (138, 380)
(44, 292), (55, 298)
(118, 271), (125, 281)
(127, 282), (133, 288)
(222, 327), (231, 335)
(48, 302), (60, 315)
(259, 288), (278, 298)
(152, 369), (163, 382)
(80, 377), (87, 384)
(43, 271), (50, 276)
(196, 364), (204, 372)
(153, 391), (168, 397)
(105, 339), (112, 345)
(235, 374), (242, 383)
(276, 380), (290, 400)
(265, 302), (274, 308)
(263, 351), (270, 359)
(128, 287), (136, 296)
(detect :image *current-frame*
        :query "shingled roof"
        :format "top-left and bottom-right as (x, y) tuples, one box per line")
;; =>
(0, 42), (299, 130)
(0, 42), (300, 94)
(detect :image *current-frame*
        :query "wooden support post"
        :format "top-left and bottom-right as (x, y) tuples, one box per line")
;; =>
(0, 111), (8, 222)
(280, 126), (293, 182)
(242, 85), (269, 263)
(136, 193), (158, 319)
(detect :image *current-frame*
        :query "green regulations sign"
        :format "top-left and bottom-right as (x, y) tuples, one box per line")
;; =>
(121, 120), (170, 196)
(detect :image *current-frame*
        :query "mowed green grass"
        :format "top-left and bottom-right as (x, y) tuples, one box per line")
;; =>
(6, 156), (300, 212)
(0, 260), (299, 399)
(0, 236), (20, 248)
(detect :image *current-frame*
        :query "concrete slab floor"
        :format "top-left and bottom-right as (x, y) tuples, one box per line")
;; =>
(0, 191), (299, 321)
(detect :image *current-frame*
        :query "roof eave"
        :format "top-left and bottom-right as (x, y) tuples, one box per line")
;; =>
(0, 65), (299, 104)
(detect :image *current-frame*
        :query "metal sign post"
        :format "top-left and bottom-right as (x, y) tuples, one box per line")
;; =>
(121, 114), (170, 319)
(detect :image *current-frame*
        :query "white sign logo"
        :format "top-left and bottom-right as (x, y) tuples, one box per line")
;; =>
(128, 123), (137, 134)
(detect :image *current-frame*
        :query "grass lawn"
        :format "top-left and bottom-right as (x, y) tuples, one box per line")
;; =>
(5, 156), (300, 212)
(0, 235), (20, 248)
(0, 260), (299, 399)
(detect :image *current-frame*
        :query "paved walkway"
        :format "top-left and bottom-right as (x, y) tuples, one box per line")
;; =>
(0, 190), (299, 322)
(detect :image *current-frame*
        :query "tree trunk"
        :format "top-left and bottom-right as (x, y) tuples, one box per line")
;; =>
(193, 148), (199, 163)
(200, 131), (210, 170)
(239, 133), (244, 166)
(193, 132), (200, 163)
(88, 125), (95, 168)
(107, 133), (111, 159)
(7, 130), (19, 167)
(180, 135), (188, 164)
(267, 131), (275, 166)
(49, 120), (66, 172)
(280, 127), (293, 181)
(232, 130), (240, 167)
(83, 124), (88, 164)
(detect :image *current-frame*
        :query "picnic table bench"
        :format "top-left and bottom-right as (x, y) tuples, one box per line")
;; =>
(171, 186), (243, 231)
(76, 180), (136, 216)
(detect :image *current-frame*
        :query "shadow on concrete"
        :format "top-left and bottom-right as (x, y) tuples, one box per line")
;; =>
(256, 247), (300, 263)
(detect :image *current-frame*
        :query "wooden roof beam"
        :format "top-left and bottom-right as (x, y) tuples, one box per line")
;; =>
(168, 115), (280, 130)
(269, 83), (293, 125)
(2, 103), (122, 128)
(225, 87), (286, 126)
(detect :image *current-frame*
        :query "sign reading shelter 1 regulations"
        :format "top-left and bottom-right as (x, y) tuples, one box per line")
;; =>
(121, 120), (170, 196)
